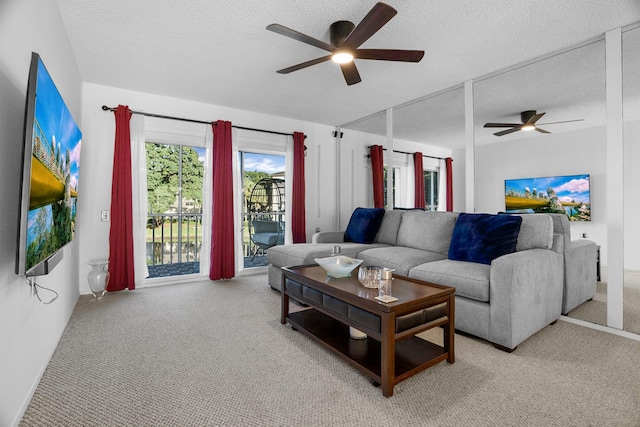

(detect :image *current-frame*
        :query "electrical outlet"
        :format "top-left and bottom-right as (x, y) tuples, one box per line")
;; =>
(101, 210), (110, 222)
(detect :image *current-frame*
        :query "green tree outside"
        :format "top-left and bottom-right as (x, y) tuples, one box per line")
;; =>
(146, 143), (204, 214)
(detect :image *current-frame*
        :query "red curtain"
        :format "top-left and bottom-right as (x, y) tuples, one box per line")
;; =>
(209, 120), (235, 280)
(292, 131), (306, 243)
(445, 157), (453, 211)
(107, 105), (135, 292)
(413, 152), (425, 209)
(370, 145), (384, 208)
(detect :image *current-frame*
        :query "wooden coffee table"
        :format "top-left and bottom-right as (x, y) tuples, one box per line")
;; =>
(281, 265), (455, 397)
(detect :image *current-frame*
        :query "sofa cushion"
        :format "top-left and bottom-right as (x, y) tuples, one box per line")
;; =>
(409, 259), (491, 302)
(267, 242), (387, 267)
(448, 213), (522, 265)
(344, 207), (386, 244)
(396, 211), (459, 255)
(514, 214), (554, 251)
(357, 246), (447, 276)
(373, 210), (404, 245)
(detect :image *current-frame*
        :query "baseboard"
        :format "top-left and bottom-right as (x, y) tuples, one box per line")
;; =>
(559, 315), (640, 342)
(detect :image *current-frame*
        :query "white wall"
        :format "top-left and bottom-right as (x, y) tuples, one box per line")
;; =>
(78, 83), (338, 293)
(623, 120), (640, 270)
(0, 1), (83, 425)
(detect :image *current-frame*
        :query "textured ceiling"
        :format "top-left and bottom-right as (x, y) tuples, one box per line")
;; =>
(56, 0), (640, 149)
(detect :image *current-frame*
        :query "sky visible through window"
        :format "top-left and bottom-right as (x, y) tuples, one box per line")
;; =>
(244, 152), (285, 174)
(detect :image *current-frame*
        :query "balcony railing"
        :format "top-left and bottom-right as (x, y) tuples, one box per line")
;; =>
(146, 211), (284, 269)
(147, 213), (202, 266)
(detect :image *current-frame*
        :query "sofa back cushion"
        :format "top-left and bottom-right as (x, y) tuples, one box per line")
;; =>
(373, 210), (405, 245)
(546, 213), (571, 250)
(448, 213), (522, 265)
(396, 211), (459, 255)
(514, 214), (554, 251)
(344, 207), (386, 244)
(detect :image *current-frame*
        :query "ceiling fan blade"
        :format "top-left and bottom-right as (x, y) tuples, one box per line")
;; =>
(340, 62), (362, 85)
(535, 127), (551, 134)
(343, 2), (397, 49)
(276, 55), (332, 74)
(267, 24), (333, 52)
(355, 49), (424, 62)
(484, 123), (522, 128)
(537, 119), (585, 125)
(526, 112), (545, 125)
(494, 127), (522, 136)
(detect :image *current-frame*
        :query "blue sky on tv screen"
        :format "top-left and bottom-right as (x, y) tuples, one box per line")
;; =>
(34, 58), (81, 191)
(505, 174), (590, 204)
(27, 206), (53, 246)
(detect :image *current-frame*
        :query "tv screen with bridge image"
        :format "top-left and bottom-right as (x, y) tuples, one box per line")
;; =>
(15, 52), (82, 276)
(504, 174), (590, 221)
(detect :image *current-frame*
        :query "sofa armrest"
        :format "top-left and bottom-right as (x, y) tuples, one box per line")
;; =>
(312, 231), (345, 244)
(562, 239), (597, 314)
(489, 248), (563, 349)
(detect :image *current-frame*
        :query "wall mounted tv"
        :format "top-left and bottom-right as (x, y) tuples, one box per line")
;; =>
(504, 174), (591, 221)
(15, 52), (82, 277)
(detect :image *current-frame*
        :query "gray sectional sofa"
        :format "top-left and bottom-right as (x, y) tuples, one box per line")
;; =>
(267, 210), (595, 351)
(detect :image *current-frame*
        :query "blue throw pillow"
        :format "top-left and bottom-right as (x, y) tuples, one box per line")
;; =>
(344, 208), (386, 244)
(448, 213), (522, 265)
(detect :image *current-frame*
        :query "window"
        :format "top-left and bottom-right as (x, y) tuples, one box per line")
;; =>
(383, 166), (401, 208)
(424, 169), (439, 211)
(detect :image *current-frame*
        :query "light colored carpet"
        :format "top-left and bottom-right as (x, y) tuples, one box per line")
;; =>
(20, 274), (640, 426)
(567, 268), (640, 335)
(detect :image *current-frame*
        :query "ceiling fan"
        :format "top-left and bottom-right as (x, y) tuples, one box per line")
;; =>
(266, 2), (424, 86)
(484, 110), (584, 136)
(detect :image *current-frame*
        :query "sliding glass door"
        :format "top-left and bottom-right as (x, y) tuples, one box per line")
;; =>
(238, 150), (286, 270)
(145, 142), (206, 278)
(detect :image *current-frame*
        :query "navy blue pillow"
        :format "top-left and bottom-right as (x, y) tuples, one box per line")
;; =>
(448, 213), (522, 265)
(344, 208), (386, 244)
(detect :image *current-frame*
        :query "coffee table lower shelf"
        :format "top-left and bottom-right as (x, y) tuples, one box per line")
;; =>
(287, 308), (447, 387)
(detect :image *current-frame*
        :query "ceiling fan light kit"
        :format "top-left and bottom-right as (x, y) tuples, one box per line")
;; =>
(332, 51), (354, 64)
(266, 2), (425, 85)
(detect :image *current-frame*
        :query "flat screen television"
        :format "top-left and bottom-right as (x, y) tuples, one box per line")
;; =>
(15, 52), (82, 276)
(504, 174), (591, 221)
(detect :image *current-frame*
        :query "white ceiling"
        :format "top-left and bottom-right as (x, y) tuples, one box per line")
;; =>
(56, 0), (640, 150)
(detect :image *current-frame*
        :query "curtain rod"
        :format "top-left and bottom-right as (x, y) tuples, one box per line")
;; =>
(101, 105), (305, 139)
(366, 145), (449, 161)
(393, 149), (448, 161)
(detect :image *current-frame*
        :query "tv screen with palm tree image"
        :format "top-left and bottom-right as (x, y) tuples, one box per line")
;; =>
(504, 174), (590, 221)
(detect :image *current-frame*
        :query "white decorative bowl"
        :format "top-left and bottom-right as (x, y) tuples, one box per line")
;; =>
(314, 255), (363, 278)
